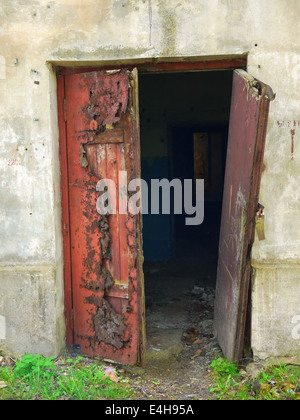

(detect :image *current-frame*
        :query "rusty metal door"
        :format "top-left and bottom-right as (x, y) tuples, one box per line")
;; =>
(214, 70), (274, 363)
(63, 69), (145, 366)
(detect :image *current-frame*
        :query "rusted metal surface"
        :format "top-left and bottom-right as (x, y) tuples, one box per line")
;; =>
(214, 70), (274, 363)
(93, 300), (126, 350)
(94, 129), (124, 144)
(84, 70), (129, 131)
(64, 69), (144, 366)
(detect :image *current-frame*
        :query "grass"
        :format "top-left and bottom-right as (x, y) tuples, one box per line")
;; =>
(2, 353), (300, 400)
(0, 354), (133, 400)
(209, 357), (300, 400)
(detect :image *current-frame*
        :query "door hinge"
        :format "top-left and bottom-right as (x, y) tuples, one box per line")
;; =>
(64, 98), (68, 122)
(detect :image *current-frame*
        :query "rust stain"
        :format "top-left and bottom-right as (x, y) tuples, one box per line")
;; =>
(81, 277), (103, 294)
(291, 129), (296, 160)
(101, 266), (115, 293)
(93, 300), (126, 350)
(99, 216), (112, 261)
(84, 70), (129, 134)
(85, 294), (104, 308)
(127, 234), (136, 247)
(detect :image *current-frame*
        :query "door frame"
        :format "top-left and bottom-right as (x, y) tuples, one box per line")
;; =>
(57, 56), (247, 352)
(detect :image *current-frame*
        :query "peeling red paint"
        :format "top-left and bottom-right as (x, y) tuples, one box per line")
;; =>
(63, 69), (142, 365)
(83, 70), (129, 133)
(93, 299), (126, 350)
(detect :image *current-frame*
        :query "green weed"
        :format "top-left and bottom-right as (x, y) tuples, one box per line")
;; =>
(209, 357), (300, 400)
(209, 358), (241, 399)
(0, 354), (133, 400)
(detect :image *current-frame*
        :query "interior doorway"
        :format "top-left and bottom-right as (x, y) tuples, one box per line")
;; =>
(138, 71), (233, 359)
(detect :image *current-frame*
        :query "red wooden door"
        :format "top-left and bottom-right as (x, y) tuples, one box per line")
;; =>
(214, 70), (274, 363)
(62, 69), (145, 366)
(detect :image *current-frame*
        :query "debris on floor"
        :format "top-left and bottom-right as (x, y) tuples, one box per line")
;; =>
(139, 255), (223, 399)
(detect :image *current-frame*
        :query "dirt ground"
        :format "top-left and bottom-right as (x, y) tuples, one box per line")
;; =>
(117, 234), (226, 400)
(124, 256), (222, 400)
(124, 342), (220, 401)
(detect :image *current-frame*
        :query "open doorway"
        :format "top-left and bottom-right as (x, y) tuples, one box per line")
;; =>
(58, 62), (272, 365)
(139, 71), (233, 358)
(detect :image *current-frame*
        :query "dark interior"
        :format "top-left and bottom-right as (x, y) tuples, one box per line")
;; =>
(138, 70), (233, 354)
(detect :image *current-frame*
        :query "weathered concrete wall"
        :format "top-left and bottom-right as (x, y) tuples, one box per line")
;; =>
(250, 50), (300, 363)
(251, 265), (300, 363)
(0, 0), (299, 359)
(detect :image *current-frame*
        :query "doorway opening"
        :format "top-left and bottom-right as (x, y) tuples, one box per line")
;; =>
(57, 61), (273, 366)
(139, 70), (233, 359)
